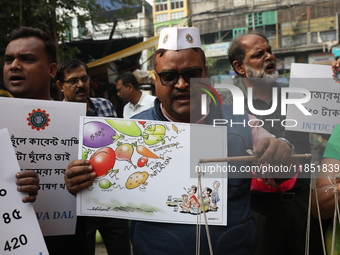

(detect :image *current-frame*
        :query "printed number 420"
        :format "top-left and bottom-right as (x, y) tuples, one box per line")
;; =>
(4, 234), (27, 252)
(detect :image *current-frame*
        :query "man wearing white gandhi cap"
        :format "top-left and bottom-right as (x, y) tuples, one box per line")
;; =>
(147, 26), (209, 123)
(64, 26), (297, 255)
(127, 26), (297, 254)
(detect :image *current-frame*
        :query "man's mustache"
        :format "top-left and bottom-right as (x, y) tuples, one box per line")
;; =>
(263, 60), (276, 69)
(75, 88), (87, 94)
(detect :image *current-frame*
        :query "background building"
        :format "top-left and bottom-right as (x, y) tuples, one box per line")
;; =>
(150, 0), (340, 78)
(197, 0), (339, 75)
(57, 0), (155, 115)
(153, 0), (190, 33)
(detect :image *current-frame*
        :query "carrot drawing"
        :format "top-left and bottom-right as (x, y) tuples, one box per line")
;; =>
(136, 145), (164, 159)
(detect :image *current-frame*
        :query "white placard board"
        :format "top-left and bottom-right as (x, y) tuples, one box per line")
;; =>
(77, 117), (228, 226)
(0, 97), (86, 236)
(0, 128), (49, 255)
(286, 63), (340, 134)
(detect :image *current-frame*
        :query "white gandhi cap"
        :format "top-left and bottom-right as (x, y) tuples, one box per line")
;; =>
(157, 27), (202, 50)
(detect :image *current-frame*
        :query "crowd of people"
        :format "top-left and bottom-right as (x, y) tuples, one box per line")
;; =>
(3, 25), (340, 254)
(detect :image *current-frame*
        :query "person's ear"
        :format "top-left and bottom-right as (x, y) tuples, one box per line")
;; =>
(153, 70), (159, 81)
(49, 63), (57, 79)
(127, 83), (134, 91)
(56, 80), (64, 92)
(232, 60), (246, 77)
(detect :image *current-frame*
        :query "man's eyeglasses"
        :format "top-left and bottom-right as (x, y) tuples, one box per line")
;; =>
(157, 68), (203, 86)
(62, 75), (90, 86)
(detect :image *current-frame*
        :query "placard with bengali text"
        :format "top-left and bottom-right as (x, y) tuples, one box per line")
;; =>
(0, 128), (49, 255)
(286, 63), (340, 134)
(0, 97), (86, 236)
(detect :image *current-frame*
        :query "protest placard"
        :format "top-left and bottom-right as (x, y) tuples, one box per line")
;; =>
(77, 117), (228, 225)
(0, 97), (86, 236)
(0, 128), (48, 254)
(286, 63), (340, 134)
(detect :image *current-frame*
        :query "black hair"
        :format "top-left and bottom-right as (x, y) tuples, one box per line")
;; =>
(8, 26), (57, 64)
(115, 71), (139, 90)
(55, 59), (88, 82)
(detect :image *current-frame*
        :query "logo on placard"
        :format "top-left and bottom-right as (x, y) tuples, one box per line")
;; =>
(27, 109), (50, 131)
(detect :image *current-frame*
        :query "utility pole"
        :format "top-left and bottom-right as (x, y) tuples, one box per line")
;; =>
(252, 0), (255, 31)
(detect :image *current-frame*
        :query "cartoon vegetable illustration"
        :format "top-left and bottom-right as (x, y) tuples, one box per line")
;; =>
(137, 157), (148, 167)
(82, 147), (91, 159)
(138, 121), (147, 128)
(99, 179), (115, 189)
(136, 145), (163, 159)
(90, 147), (116, 177)
(172, 124), (179, 133)
(83, 121), (121, 148)
(142, 124), (166, 145)
(105, 119), (141, 137)
(115, 143), (136, 168)
(125, 171), (149, 189)
(153, 142), (179, 152)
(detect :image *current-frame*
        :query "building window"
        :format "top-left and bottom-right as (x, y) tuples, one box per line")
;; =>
(156, 13), (168, 22)
(155, 0), (168, 12)
(248, 13), (263, 27)
(294, 34), (307, 46)
(281, 34), (307, 47)
(201, 32), (216, 44)
(170, 0), (183, 10)
(171, 11), (184, 20)
(77, 18), (86, 37)
(232, 27), (247, 38)
(248, 11), (276, 27)
(65, 19), (73, 41)
(311, 30), (336, 44)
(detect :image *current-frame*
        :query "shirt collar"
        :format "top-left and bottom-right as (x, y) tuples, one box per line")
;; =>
(87, 98), (99, 115)
(159, 103), (210, 124)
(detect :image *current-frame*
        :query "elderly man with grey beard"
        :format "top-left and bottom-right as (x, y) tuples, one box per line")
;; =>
(224, 32), (323, 255)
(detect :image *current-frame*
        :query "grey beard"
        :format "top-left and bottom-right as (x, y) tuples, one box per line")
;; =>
(245, 65), (279, 86)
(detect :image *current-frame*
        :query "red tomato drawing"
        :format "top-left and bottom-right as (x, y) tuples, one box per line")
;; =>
(138, 121), (146, 128)
(137, 156), (148, 167)
(90, 147), (116, 177)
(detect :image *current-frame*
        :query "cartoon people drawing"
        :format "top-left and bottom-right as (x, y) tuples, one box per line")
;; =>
(202, 187), (212, 212)
(210, 181), (220, 211)
(181, 194), (189, 206)
(179, 185), (200, 214)
(203, 187), (212, 199)
(167, 182), (222, 214)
